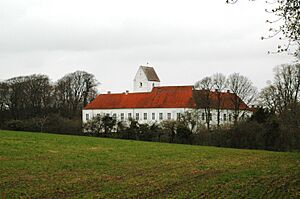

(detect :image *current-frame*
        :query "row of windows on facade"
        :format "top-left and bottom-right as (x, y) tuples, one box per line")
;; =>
(86, 112), (233, 122)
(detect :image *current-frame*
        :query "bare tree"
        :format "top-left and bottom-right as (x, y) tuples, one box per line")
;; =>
(5, 75), (53, 120)
(26, 75), (53, 117)
(261, 64), (300, 114)
(0, 82), (10, 125)
(6, 76), (28, 119)
(0, 82), (9, 112)
(260, 64), (300, 135)
(194, 77), (214, 130)
(161, 120), (177, 143)
(226, 0), (300, 56)
(55, 71), (98, 118)
(212, 73), (227, 127)
(260, 84), (279, 112)
(227, 73), (257, 123)
(274, 64), (300, 110)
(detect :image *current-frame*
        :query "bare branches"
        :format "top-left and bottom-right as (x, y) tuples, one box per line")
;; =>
(227, 0), (300, 57)
(264, 0), (300, 55)
(3, 75), (53, 120)
(55, 71), (98, 118)
(194, 76), (214, 130)
(195, 76), (214, 90)
(212, 73), (227, 91)
(227, 73), (257, 122)
(226, 0), (255, 4)
(260, 64), (300, 114)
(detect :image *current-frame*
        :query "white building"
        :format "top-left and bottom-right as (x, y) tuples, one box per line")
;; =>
(82, 66), (253, 126)
(133, 66), (160, 92)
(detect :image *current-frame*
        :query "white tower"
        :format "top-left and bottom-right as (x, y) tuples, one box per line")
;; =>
(133, 66), (160, 92)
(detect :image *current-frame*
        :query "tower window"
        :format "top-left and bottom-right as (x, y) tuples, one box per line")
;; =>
(140, 82), (143, 87)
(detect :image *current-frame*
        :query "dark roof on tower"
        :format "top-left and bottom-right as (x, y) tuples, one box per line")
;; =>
(140, 66), (160, 82)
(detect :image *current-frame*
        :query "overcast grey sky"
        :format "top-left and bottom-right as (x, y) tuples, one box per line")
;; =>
(0, 0), (293, 93)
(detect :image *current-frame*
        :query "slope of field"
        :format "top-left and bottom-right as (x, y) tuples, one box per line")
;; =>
(0, 130), (299, 198)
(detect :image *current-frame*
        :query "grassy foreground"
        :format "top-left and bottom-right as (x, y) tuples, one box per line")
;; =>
(0, 130), (299, 198)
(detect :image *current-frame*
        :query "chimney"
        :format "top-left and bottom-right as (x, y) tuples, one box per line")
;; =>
(227, 90), (230, 93)
(107, 91), (111, 94)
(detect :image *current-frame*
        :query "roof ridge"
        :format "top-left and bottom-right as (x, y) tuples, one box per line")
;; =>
(100, 85), (194, 95)
(156, 85), (193, 88)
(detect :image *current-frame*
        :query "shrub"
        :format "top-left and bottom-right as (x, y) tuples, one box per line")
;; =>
(5, 120), (25, 131)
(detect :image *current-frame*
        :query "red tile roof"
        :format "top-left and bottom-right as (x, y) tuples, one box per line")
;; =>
(193, 90), (249, 110)
(84, 86), (250, 110)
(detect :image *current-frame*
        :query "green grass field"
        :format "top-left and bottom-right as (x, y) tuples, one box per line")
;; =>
(0, 130), (299, 198)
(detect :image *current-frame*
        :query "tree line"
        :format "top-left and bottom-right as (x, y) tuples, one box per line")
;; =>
(0, 71), (98, 134)
(1, 64), (299, 151)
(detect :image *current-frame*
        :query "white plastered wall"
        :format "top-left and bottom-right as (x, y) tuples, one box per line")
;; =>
(82, 108), (253, 126)
(133, 67), (160, 92)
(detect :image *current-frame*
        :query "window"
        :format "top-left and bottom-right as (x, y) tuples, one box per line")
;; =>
(223, 114), (227, 121)
(202, 113), (205, 120)
(187, 112), (191, 118)
(112, 113), (116, 119)
(121, 113), (124, 121)
(159, 113), (163, 120)
(152, 83), (155, 87)
(140, 82), (143, 87)
(152, 113), (155, 120)
(144, 113), (147, 120)
(209, 113), (212, 121)
(128, 113), (132, 120)
(136, 113), (140, 120)
(86, 114), (89, 121)
(96, 113), (100, 117)
(167, 113), (171, 120)
(106, 113), (110, 116)
(229, 114), (232, 122)
(177, 113), (181, 120)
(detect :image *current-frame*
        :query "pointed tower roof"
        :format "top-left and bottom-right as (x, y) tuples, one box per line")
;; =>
(140, 66), (160, 82)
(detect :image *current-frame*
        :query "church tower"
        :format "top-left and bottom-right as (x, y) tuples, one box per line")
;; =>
(133, 66), (160, 92)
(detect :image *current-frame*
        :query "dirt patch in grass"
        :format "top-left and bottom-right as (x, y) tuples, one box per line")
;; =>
(48, 150), (59, 153)
(0, 156), (10, 161)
